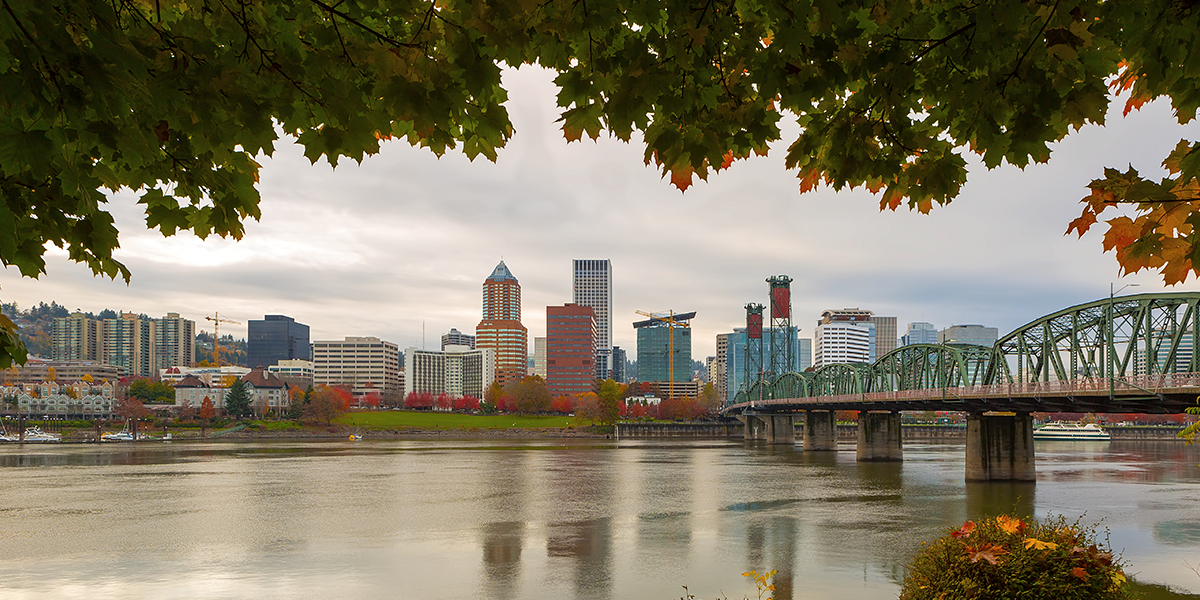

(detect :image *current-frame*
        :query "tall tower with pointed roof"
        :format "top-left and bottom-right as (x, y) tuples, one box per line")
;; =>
(476, 260), (528, 386)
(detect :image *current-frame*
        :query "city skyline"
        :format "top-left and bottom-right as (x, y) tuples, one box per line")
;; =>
(2, 67), (1198, 362)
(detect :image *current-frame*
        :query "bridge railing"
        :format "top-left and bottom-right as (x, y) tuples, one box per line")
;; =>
(731, 372), (1200, 411)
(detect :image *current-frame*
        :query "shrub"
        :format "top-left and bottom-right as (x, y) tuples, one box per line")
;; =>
(900, 514), (1134, 600)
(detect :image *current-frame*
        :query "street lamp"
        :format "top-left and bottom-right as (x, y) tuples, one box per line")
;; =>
(1109, 282), (1140, 399)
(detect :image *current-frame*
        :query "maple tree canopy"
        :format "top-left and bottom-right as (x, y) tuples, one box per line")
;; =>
(1, 0), (1198, 367)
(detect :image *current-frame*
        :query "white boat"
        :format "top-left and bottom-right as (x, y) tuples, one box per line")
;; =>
(20, 426), (62, 443)
(1034, 422), (1111, 441)
(102, 422), (135, 442)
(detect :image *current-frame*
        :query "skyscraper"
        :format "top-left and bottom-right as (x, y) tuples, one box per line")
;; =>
(102, 312), (156, 377)
(545, 303), (596, 396)
(441, 328), (476, 350)
(815, 309), (873, 367)
(902, 322), (939, 346)
(476, 260), (528, 386)
(871, 315), (898, 358)
(52, 312), (102, 361)
(247, 315), (310, 369)
(573, 259), (612, 378)
(154, 312), (196, 372)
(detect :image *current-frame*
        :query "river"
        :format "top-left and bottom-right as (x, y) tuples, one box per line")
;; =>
(0, 439), (1198, 599)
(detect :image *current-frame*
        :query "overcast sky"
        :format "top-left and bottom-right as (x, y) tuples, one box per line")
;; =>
(3, 66), (1199, 360)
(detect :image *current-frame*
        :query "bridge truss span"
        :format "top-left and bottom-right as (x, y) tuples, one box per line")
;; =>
(725, 292), (1200, 416)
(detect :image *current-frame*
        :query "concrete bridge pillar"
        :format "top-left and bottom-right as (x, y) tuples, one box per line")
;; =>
(965, 412), (1036, 481)
(764, 415), (795, 444)
(739, 415), (764, 441)
(738, 414), (795, 443)
(803, 411), (837, 451)
(856, 411), (902, 462)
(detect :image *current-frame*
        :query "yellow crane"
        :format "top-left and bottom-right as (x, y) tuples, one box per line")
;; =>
(204, 312), (240, 366)
(634, 309), (696, 399)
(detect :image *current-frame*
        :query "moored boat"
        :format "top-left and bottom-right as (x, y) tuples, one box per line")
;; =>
(1033, 422), (1111, 441)
(20, 426), (62, 443)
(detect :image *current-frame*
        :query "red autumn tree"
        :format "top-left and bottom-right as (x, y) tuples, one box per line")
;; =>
(436, 392), (453, 411)
(199, 397), (215, 420)
(405, 391), (435, 409)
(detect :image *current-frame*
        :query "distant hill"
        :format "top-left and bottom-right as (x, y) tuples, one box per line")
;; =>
(1, 301), (71, 358)
(195, 331), (248, 367)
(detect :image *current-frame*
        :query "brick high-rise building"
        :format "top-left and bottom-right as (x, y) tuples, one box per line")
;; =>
(545, 304), (596, 396)
(475, 261), (528, 386)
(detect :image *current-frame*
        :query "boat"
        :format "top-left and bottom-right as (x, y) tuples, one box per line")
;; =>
(20, 426), (62, 443)
(1033, 422), (1111, 441)
(102, 422), (135, 442)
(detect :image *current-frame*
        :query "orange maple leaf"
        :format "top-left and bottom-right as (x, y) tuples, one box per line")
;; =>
(562, 124), (583, 143)
(669, 166), (694, 192)
(1123, 93), (1151, 117)
(964, 544), (1007, 565)
(996, 515), (1024, 535)
(719, 151), (735, 171)
(1102, 216), (1143, 252)
(797, 168), (821, 194)
(1071, 567), (1090, 580)
(951, 520), (976, 540)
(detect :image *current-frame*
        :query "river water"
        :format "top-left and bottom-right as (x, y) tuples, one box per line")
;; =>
(0, 439), (1198, 600)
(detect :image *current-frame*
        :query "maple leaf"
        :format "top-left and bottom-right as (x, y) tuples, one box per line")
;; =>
(1071, 567), (1089, 580)
(1102, 216), (1143, 252)
(1023, 538), (1058, 551)
(797, 168), (821, 194)
(964, 544), (1007, 565)
(996, 515), (1024, 535)
(669, 166), (695, 192)
(951, 520), (976, 540)
(719, 151), (734, 171)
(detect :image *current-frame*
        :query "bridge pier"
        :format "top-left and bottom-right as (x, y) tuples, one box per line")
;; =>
(739, 414), (795, 444)
(965, 412), (1036, 481)
(803, 411), (837, 451)
(856, 411), (902, 462)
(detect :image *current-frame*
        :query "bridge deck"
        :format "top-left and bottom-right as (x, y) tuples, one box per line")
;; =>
(728, 374), (1200, 414)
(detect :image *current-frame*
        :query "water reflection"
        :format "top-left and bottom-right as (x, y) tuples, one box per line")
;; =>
(965, 481), (1036, 518)
(0, 439), (1195, 600)
(546, 518), (612, 600)
(482, 521), (524, 598)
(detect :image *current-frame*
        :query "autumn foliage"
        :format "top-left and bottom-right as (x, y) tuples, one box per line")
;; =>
(901, 515), (1134, 600)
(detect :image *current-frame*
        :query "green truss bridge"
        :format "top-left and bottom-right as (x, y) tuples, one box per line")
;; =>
(722, 292), (1200, 481)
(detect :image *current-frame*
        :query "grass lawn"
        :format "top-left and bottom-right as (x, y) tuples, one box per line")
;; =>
(333, 411), (580, 430)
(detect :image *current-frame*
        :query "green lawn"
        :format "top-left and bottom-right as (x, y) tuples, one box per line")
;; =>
(333, 411), (579, 430)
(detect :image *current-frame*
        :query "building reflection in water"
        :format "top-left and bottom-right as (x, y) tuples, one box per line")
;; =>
(482, 521), (525, 599)
(546, 517), (613, 600)
(744, 516), (798, 600)
(479, 448), (533, 599)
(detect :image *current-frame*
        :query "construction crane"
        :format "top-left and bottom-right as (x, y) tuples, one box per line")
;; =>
(205, 312), (240, 366)
(634, 310), (696, 399)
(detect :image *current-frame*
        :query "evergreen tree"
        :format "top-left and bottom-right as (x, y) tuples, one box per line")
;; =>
(224, 378), (252, 420)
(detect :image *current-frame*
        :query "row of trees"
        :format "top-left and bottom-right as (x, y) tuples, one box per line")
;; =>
(400, 376), (725, 425)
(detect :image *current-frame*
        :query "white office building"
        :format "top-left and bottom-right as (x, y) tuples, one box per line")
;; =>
(573, 259), (612, 378)
(815, 322), (871, 366)
(405, 345), (495, 398)
(313, 336), (402, 397)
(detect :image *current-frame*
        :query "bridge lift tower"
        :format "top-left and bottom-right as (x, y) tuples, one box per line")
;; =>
(745, 303), (765, 393)
(766, 275), (793, 378)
